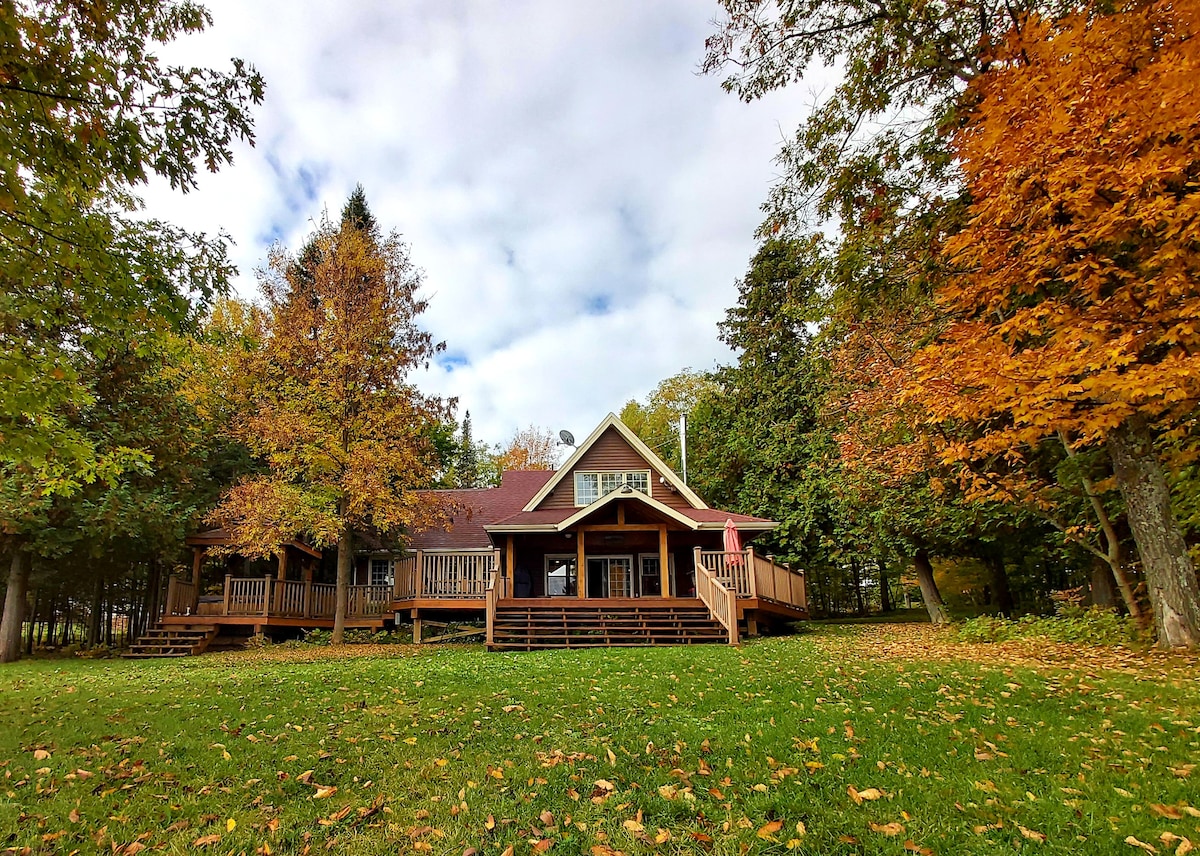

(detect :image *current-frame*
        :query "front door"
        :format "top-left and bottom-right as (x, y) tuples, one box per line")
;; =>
(587, 556), (634, 598)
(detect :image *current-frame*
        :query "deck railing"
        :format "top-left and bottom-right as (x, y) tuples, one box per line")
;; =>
(694, 561), (738, 645)
(394, 550), (500, 600)
(484, 567), (508, 645)
(164, 577), (198, 617)
(164, 575), (391, 621)
(698, 548), (807, 612)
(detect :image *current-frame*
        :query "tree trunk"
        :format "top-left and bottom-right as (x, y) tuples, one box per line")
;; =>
(0, 551), (31, 663)
(878, 559), (893, 613)
(1108, 414), (1200, 648)
(912, 549), (950, 624)
(850, 557), (865, 615)
(25, 589), (38, 656)
(145, 558), (162, 635)
(332, 525), (354, 645)
(983, 554), (1015, 617)
(87, 576), (103, 649)
(1090, 557), (1118, 610)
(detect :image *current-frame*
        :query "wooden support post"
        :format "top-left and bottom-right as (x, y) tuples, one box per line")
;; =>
(617, 503), (625, 525)
(506, 536), (515, 590)
(277, 549), (288, 582)
(658, 526), (669, 598)
(263, 574), (272, 617)
(415, 550), (425, 598)
(746, 546), (757, 598)
(746, 616), (759, 637)
(693, 546), (703, 597)
(191, 548), (204, 587)
(165, 576), (178, 616)
(303, 578), (313, 618)
(413, 614), (423, 645)
(223, 574), (232, 616)
(576, 531), (586, 598)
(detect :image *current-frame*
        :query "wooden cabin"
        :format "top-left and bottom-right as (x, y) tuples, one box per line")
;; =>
(143, 414), (806, 655)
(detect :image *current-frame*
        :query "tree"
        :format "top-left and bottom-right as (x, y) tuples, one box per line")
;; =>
(493, 427), (560, 473)
(620, 371), (720, 475)
(0, 0), (262, 662)
(210, 196), (453, 644)
(906, 1), (1200, 646)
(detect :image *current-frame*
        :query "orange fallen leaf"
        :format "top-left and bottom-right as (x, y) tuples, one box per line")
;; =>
(757, 820), (784, 840)
(191, 834), (221, 847)
(313, 786), (337, 799)
(1018, 825), (1047, 843)
(870, 822), (905, 836)
(1125, 836), (1157, 853)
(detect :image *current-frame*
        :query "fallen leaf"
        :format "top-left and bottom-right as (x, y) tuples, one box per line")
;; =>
(226, 819), (236, 833)
(33, 749), (51, 761)
(1151, 805), (1184, 820)
(191, 834), (221, 847)
(313, 786), (337, 799)
(1124, 836), (1158, 853)
(1019, 825), (1047, 843)
(870, 822), (905, 836)
(757, 820), (783, 840)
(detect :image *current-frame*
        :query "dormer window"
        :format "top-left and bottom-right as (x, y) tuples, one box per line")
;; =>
(574, 470), (651, 506)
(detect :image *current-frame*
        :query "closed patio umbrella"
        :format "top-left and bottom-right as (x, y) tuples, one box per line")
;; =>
(723, 518), (743, 565)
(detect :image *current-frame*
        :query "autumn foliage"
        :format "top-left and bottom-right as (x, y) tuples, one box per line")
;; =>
(911, 0), (1200, 454)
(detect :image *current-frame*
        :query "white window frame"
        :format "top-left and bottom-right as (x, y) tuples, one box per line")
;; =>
(544, 554), (578, 598)
(573, 470), (652, 506)
(369, 557), (393, 587)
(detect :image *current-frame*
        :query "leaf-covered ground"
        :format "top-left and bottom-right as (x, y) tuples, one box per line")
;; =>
(1, 624), (1197, 855)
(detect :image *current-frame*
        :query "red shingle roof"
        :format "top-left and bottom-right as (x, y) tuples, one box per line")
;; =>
(408, 470), (555, 550)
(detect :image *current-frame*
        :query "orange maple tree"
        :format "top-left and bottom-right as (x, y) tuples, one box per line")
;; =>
(210, 202), (453, 642)
(908, 0), (1200, 646)
(493, 426), (560, 473)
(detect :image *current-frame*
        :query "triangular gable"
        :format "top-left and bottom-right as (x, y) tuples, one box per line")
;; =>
(522, 413), (707, 512)
(554, 487), (700, 531)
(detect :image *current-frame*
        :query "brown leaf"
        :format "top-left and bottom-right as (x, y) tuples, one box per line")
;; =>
(1018, 825), (1047, 843)
(1151, 804), (1184, 820)
(757, 820), (784, 840)
(191, 834), (221, 847)
(313, 786), (337, 799)
(870, 822), (905, 836)
(1124, 836), (1158, 853)
(540, 810), (555, 826)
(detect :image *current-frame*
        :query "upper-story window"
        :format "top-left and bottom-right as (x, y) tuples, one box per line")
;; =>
(574, 470), (651, 506)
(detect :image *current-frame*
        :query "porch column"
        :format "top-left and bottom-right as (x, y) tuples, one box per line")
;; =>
(506, 536), (515, 590)
(277, 548), (288, 582)
(576, 531), (586, 598)
(191, 547), (205, 587)
(658, 526), (669, 598)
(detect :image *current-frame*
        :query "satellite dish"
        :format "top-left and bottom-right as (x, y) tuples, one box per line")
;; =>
(558, 429), (576, 446)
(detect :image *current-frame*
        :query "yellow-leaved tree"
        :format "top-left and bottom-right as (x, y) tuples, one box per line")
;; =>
(909, 1), (1200, 646)
(211, 190), (454, 642)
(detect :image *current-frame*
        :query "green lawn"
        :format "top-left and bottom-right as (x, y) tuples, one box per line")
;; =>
(1, 625), (1197, 855)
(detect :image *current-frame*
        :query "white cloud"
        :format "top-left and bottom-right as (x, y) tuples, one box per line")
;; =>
(140, 0), (837, 443)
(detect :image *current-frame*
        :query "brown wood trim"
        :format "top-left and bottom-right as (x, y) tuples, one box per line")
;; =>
(394, 597), (486, 609)
(576, 531), (586, 599)
(575, 523), (664, 532)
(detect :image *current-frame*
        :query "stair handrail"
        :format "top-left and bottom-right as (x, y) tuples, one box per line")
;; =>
(693, 547), (738, 645)
(485, 566), (500, 646)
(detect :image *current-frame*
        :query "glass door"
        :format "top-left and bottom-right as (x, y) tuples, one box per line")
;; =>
(586, 556), (634, 598)
(638, 555), (661, 597)
(545, 556), (577, 597)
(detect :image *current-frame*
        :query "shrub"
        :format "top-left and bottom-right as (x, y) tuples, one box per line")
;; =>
(957, 607), (1138, 646)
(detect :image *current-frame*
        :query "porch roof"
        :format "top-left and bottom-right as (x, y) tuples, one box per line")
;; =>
(185, 528), (323, 559)
(484, 492), (776, 534)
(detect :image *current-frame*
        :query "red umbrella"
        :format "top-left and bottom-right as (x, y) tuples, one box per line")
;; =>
(723, 518), (744, 565)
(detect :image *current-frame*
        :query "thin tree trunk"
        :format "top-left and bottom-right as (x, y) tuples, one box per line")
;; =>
(850, 557), (865, 615)
(332, 524), (353, 645)
(878, 559), (893, 613)
(0, 551), (31, 663)
(145, 558), (162, 634)
(25, 589), (38, 656)
(1108, 414), (1200, 648)
(983, 553), (1014, 617)
(1058, 430), (1143, 623)
(912, 549), (950, 624)
(87, 576), (103, 648)
(1090, 557), (1118, 610)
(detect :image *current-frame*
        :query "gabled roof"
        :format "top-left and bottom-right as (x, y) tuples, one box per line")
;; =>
(521, 413), (707, 511)
(409, 470), (555, 550)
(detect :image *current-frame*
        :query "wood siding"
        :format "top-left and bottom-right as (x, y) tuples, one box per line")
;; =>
(536, 427), (696, 511)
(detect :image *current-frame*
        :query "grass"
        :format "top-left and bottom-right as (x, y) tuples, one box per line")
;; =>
(1, 624), (1198, 855)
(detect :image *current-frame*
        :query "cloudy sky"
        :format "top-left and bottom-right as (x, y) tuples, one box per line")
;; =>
(145, 1), (832, 446)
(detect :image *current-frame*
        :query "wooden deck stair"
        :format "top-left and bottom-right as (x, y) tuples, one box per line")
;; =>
(126, 625), (217, 658)
(489, 600), (728, 651)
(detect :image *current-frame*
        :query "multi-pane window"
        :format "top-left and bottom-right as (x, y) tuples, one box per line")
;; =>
(573, 470), (651, 506)
(370, 558), (393, 586)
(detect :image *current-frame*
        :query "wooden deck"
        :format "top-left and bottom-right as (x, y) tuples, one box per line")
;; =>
(147, 546), (807, 650)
